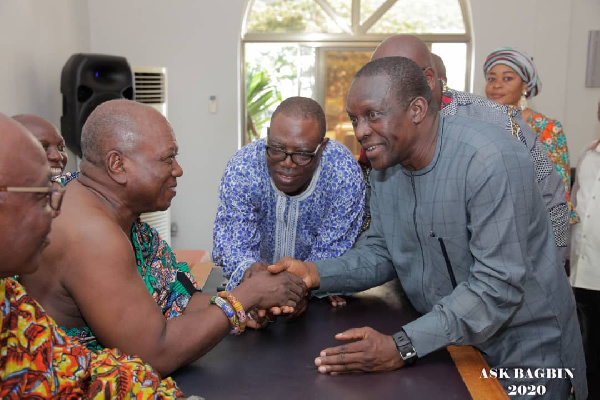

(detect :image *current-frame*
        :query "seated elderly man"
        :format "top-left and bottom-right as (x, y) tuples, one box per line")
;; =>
(20, 100), (305, 376)
(0, 114), (184, 398)
(358, 35), (568, 260)
(212, 96), (365, 309)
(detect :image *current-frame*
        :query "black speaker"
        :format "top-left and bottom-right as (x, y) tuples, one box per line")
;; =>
(60, 53), (134, 157)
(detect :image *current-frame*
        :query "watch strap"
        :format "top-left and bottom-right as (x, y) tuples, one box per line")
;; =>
(392, 329), (418, 365)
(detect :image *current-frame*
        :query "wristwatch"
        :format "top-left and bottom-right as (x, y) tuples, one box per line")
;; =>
(392, 330), (418, 365)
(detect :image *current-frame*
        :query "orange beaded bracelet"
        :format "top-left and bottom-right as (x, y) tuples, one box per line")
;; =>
(218, 291), (247, 333)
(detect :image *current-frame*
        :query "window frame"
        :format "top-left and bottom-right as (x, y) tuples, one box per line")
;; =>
(241, 0), (472, 145)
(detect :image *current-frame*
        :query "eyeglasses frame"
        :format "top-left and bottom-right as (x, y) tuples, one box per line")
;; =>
(265, 139), (326, 166)
(0, 184), (66, 211)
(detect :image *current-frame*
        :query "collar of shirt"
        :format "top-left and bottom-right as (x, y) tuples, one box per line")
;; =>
(440, 87), (453, 110)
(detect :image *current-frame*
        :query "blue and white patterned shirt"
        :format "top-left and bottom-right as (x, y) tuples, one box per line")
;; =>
(213, 138), (365, 290)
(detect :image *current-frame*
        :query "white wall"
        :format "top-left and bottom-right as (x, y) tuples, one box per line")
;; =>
(0, 0), (90, 172)
(471, 0), (600, 167)
(565, 0), (600, 161)
(87, 0), (245, 251)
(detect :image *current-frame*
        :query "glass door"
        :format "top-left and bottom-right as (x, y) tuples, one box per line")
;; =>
(319, 48), (374, 158)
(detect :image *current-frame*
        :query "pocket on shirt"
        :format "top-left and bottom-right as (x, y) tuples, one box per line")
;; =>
(427, 233), (471, 290)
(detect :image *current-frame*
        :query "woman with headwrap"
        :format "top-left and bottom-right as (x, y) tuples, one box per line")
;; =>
(484, 47), (578, 224)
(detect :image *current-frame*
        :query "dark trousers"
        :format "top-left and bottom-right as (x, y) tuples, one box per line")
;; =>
(574, 287), (600, 399)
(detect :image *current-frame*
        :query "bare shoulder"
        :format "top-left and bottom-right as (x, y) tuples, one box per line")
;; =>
(20, 181), (134, 326)
(47, 184), (177, 355)
(52, 182), (136, 285)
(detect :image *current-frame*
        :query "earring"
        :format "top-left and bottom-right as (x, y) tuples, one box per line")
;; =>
(519, 90), (528, 111)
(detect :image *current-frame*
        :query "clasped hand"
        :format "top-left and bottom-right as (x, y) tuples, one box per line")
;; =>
(242, 261), (309, 329)
(242, 261), (402, 375)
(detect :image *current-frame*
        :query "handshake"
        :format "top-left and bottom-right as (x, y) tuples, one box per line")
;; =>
(233, 257), (344, 329)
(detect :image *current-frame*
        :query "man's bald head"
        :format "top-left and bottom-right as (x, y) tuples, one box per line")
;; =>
(81, 100), (170, 166)
(11, 114), (55, 134)
(78, 99), (181, 213)
(372, 34), (440, 108)
(12, 114), (68, 175)
(372, 35), (433, 69)
(0, 113), (53, 277)
(0, 115), (48, 186)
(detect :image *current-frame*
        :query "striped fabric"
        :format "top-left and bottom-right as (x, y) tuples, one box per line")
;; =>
(483, 47), (542, 98)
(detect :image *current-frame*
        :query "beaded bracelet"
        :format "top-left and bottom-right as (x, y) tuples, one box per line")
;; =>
(218, 291), (247, 332)
(209, 296), (241, 335)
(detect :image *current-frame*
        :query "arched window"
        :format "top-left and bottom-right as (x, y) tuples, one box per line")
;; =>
(242, 0), (471, 156)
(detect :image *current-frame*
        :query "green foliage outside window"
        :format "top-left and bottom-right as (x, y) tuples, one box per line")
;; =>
(247, 0), (340, 33)
(246, 64), (282, 143)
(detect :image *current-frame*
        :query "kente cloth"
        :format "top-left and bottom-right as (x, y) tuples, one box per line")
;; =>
(0, 278), (184, 399)
(213, 138), (365, 291)
(52, 170), (80, 186)
(131, 219), (201, 319)
(315, 115), (586, 399)
(527, 110), (579, 224)
(483, 46), (542, 98)
(60, 325), (102, 352)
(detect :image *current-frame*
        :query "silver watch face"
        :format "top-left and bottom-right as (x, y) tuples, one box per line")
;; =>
(393, 332), (417, 362)
(401, 348), (417, 360)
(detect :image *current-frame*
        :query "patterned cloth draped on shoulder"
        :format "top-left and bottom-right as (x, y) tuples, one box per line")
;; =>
(131, 219), (201, 318)
(527, 111), (579, 224)
(0, 278), (184, 399)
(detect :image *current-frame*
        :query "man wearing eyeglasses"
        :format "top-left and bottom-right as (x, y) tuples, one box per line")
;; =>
(0, 113), (185, 397)
(0, 183), (64, 214)
(212, 96), (365, 313)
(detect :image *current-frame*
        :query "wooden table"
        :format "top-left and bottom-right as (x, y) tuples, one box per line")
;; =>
(173, 249), (213, 288)
(170, 262), (508, 399)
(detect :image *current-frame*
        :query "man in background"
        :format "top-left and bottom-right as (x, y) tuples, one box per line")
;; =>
(213, 96), (365, 310)
(12, 114), (68, 177)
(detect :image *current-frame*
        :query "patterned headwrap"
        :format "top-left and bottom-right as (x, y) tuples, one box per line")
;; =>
(483, 47), (542, 98)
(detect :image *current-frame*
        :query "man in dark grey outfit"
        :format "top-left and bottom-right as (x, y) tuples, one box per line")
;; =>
(360, 35), (569, 261)
(271, 57), (586, 399)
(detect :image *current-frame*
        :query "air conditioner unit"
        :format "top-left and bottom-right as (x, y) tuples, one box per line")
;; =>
(133, 66), (172, 245)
